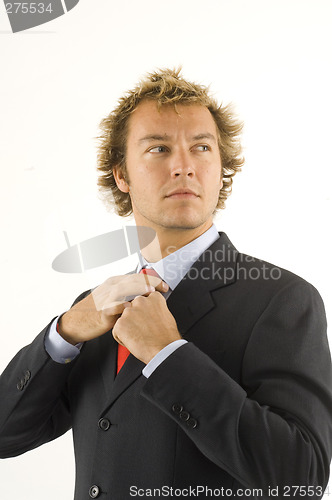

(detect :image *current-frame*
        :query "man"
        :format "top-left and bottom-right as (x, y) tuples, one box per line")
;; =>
(0, 68), (331, 499)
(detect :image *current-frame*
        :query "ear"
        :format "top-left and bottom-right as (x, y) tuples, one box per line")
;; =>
(113, 165), (130, 193)
(219, 163), (223, 189)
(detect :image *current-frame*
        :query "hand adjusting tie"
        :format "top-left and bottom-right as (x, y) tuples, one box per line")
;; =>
(116, 267), (161, 374)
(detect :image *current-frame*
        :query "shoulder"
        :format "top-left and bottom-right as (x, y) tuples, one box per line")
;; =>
(235, 250), (325, 311)
(209, 232), (325, 310)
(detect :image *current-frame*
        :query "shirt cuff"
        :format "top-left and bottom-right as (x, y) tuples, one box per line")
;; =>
(45, 316), (83, 364)
(142, 340), (188, 378)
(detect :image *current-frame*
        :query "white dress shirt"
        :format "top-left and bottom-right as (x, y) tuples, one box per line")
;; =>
(45, 224), (220, 376)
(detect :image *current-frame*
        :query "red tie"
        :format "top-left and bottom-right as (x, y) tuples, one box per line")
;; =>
(116, 267), (160, 374)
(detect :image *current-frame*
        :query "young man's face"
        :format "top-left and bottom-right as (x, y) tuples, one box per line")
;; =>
(114, 100), (223, 235)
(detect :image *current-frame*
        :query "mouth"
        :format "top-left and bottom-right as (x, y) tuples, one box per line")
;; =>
(165, 189), (199, 199)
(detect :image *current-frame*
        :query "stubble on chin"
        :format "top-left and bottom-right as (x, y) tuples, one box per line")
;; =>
(156, 211), (210, 231)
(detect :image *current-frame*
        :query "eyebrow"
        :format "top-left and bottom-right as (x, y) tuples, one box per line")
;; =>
(138, 134), (171, 143)
(138, 133), (217, 144)
(192, 133), (216, 143)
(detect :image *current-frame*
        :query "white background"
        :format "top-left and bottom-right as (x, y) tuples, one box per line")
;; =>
(0, 1), (331, 498)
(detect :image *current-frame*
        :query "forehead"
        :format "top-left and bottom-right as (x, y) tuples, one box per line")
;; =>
(127, 100), (218, 141)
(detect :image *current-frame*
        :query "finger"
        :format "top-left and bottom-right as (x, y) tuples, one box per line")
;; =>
(116, 277), (168, 300)
(92, 274), (168, 309)
(141, 275), (169, 293)
(101, 300), (132, 314)
(124, 285), (169, 303)
(112, 330), (125, 346)
(103, 274), (168, 293)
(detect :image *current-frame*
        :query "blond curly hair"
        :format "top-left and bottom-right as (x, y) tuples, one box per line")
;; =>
(97, 68), (244, 216)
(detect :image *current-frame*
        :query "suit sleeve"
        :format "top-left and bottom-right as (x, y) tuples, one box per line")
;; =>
(141, 279), (332, 495)
(0, 291), (89, 458)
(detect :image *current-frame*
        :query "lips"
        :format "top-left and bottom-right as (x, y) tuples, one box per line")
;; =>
(166, 189), (199, 198)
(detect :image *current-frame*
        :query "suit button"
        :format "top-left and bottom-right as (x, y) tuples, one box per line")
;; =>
(98, 418), (111, 431)
(186, 417), (198, 429)
(172, 403), (183, 414)
(24, 370), (31, 382)
(180, 411), (190, 421)
(17, 380), (24, 391)
(89, 485), (100, 498)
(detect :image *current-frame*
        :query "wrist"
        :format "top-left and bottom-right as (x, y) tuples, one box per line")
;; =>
(142, 346), (166, 365)
(142, 336), (182, 365)
(142, 339), (187, 377)
(57, 313), (80, 345)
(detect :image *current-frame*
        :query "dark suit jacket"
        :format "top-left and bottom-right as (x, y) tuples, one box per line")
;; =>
(0, 233), (331, 499)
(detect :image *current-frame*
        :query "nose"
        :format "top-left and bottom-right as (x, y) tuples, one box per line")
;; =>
(170, 149), (194, 178)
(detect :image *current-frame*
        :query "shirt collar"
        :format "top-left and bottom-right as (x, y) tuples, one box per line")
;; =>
(137, 224), (219, 291)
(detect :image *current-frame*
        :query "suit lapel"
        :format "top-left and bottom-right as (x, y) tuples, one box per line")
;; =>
(167, 232), (238, 335)
(99, 231), (238, 410)
(97, 329), (145, 407)
(97, 331), (117, 401)
(107, 354), (145, 405)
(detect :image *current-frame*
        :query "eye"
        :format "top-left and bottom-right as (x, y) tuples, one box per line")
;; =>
(148, 145), (168, 153)
(195, 144), (210, 152)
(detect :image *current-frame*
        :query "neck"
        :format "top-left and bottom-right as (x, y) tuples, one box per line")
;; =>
(139, 222), (213, 261)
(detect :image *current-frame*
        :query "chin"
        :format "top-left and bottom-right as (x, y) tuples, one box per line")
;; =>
(159, 214), (206, 230)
